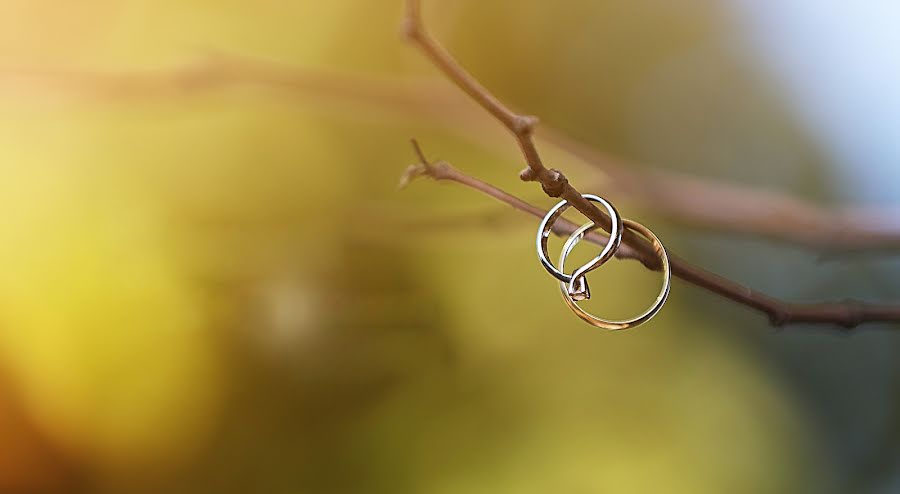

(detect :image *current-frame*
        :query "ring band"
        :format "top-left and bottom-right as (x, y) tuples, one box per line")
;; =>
(558, 219), (671, 330)
(536, 194), (623, 300)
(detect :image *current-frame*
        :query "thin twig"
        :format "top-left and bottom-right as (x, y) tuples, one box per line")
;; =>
(402, 140), (640, 261)
(402, 144), (900, 328)
(401, 0), (900, 329)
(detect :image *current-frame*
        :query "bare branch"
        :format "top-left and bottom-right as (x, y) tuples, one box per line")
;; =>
(406, 147), (900, 328)
(403, 149), (644, 263)
(402, 0), (900, 329)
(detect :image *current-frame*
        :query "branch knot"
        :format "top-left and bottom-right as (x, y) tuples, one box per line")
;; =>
(400, 18), (422, 41)
(512, 115), (539, 136)
(768, 310), (790, 328)
(539, 168), (568, 197)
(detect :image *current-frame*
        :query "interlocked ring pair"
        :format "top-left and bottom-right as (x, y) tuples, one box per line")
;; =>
(536, 194), (671, 330)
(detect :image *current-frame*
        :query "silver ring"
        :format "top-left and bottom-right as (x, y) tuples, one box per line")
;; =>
(536, 194), (622, 300)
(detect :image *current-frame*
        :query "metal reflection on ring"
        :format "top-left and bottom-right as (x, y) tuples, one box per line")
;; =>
(535, 194), (623, 300)
(557, 219), (671, 330)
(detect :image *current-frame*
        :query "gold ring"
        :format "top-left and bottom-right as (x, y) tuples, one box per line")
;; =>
(558, 219), (671, 330)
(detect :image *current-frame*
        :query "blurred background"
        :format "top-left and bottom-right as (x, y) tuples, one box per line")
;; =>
(0, 1), (898, 492)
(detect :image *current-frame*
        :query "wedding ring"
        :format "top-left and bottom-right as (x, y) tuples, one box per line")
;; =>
(536, 194), (622, 300)
(557, 219), (671, 330)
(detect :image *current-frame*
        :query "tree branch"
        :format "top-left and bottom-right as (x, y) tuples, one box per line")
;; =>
(402, 142), (900, 328)
(401, 1), (900, 329)
(402, 140), (647, 265)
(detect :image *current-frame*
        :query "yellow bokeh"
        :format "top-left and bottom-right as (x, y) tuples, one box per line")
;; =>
(0, 0), (856, 491)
